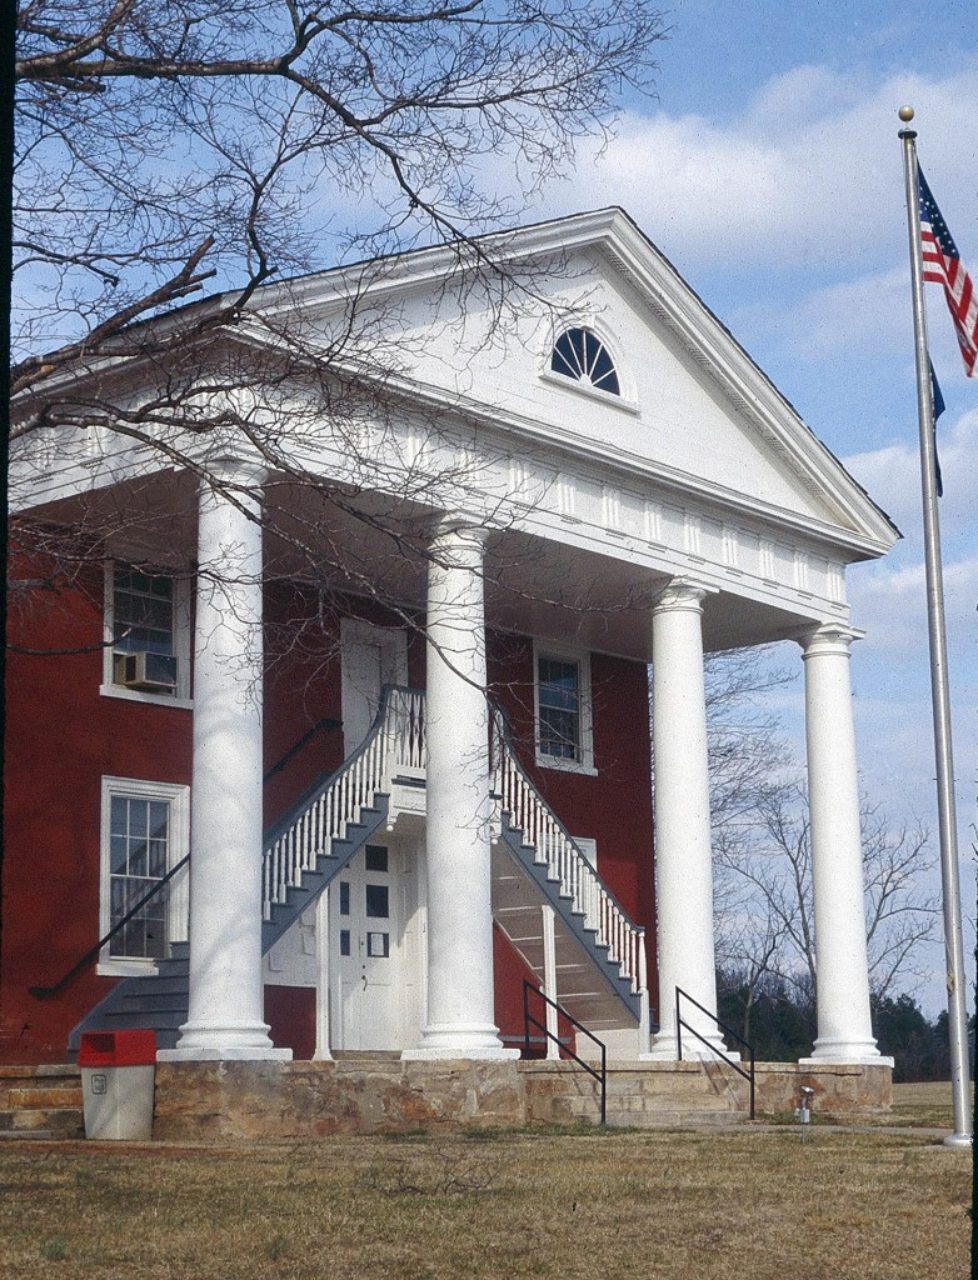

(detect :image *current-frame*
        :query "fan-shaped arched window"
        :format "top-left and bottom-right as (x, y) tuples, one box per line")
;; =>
(550, 328), (620, 396)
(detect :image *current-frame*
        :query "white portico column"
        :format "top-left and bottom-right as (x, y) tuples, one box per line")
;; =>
(402, 520), (515, 1061)
(798, 625), (882, 1064)
(159, 459), (290, 1063)
(644, 579), (727, 1060)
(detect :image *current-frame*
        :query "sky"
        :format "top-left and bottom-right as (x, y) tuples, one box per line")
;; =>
(505, 0), (977, 1016)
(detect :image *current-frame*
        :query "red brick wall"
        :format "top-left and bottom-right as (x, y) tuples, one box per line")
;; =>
(3, 559), (193, 1062)
(3, 573), (655, 1062)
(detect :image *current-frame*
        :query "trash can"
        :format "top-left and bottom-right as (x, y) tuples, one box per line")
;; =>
(78, 1030), (156, 1140)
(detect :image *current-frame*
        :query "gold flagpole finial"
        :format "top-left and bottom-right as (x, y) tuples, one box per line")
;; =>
(898, 105), (915, 122)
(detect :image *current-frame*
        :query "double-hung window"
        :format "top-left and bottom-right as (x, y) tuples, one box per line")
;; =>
(103, 563), (191, 702)
(99, 778), (189, 975)
(534, 644), (596, 774)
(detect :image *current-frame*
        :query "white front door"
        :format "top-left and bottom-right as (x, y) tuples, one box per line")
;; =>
(328, 620), (415, 1050)
(331, 842), (399, 1049)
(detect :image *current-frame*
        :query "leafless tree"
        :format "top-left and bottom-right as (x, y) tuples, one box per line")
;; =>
(703, 646), (795, 848)
(14, 0), (666, 391)
(701, 647), (937, 1011)
(718, 780), (938, 1004)
(11, 0), (669, 685)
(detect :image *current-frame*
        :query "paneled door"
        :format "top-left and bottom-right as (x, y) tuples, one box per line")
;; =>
(331, 843), (398, 1049)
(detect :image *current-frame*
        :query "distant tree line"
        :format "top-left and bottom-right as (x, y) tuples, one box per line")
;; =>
(716, 969), (973, 1083)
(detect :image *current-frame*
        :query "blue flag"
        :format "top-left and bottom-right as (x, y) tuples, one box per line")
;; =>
(929, 358), (944, 498)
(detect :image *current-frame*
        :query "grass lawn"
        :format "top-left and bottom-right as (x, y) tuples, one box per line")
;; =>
(0, 1085), (970, 1279)
(886, 1080), (961, 1128)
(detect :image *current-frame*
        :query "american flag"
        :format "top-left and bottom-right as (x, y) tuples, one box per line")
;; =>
(918, 166), (978, 376)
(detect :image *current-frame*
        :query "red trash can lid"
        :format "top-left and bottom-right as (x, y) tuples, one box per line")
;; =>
(78, 1029), (157, 1066)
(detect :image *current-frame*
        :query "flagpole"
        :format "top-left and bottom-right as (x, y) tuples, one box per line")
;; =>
(898, 105), (972, 1148)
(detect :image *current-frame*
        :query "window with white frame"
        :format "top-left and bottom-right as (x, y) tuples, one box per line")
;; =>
(534, 644), (595, 773)
(99, 778), (189, 974)
(103, 563), (191, 702)
(550, 327), (621, 396)
(573, 837), (597, 870)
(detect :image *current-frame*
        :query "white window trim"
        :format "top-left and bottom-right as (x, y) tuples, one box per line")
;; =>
(533, 640), (597, 776)
(539, 368), (641, 416)
(100, 561), (193, 708)
(539, 318), (639, 412)
(573, 836), (597, 870)
(98, 776), (190, 977)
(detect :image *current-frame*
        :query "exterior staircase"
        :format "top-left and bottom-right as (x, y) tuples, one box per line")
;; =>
(521, 1058), (750, 1128)
(69, 687), (649, 1054)
(489, 711), (648, 1035)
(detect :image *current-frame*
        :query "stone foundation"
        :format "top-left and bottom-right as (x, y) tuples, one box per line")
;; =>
(154, 1059), (524, 1140)
(754, 1061), (893, 1118)
(152, 1057), (891, 1139)
(522, 1059), (742, 1126)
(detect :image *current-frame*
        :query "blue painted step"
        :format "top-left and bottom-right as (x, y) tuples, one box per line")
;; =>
(68, 799), (389, 1054)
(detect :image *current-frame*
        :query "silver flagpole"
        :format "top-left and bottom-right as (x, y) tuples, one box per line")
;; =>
(898, 106), (972, 1148)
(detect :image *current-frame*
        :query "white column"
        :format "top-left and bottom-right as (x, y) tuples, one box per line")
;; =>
(798, 624), (882, 1064)
(541, 906), (560, 1060)
(312, 889), (333, 1060)
(159, 458), (290, 1063)
(644, 579), (726, 1060)
(402, 520), (516, 1060)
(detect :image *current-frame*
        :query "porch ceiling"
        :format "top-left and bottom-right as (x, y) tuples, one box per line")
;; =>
(23, 470), (817, 662)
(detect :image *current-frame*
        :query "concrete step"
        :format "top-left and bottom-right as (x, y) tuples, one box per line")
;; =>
(0, 1106), (85, 1135)
(603, 1109), (751, 1129)
(97, 1009), (186, 1029)
(120, 977), (189, 998)
(0, 1066), (84, 1138)
(331, 1050), (401, 1061)
(0, 1064), (81, 1101)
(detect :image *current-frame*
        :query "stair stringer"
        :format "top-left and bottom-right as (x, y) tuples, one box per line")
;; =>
(67, 796), (391, 1054)
(495, 818), (643, 1029)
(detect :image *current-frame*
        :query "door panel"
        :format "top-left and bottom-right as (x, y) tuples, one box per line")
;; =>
(332, 843), (398, 1049)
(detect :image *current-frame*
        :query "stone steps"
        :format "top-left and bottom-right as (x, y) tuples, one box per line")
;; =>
(0, 1065), (84, 1138)
(521, 1059), (750, 1128)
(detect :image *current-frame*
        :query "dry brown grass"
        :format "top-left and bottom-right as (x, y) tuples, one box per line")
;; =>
(887, 1080), (959, 1129)
(0, 1122), (970, 1280)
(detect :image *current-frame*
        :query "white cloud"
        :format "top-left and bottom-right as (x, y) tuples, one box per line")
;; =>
(844, 408), (978, 553)
(517, 61), (978, 273)
(730, 266), (910, 361)
(852, 551), (978, 661)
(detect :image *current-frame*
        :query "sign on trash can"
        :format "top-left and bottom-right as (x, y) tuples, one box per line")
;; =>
(78, 1030), (156, 1140)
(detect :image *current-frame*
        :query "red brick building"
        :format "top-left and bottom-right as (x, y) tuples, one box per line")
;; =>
(4, 210), (898, 1082)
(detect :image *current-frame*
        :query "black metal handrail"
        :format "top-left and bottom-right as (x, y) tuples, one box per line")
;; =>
(263, 716), (342, 782)
(32, 712), (354, 1002)
(29, 854), (191, 999)
(523, 980), (608, 1126)
(675, 987), (755, 1121)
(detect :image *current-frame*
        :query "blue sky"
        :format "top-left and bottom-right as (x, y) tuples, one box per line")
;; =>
(507, 1), (976, 1014)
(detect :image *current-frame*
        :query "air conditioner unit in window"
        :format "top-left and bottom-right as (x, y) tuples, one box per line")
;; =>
(114, 651), (178, 692)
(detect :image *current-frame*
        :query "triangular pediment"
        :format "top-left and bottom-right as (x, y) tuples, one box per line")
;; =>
(12, 208), (898, 562)
(241, 207), (896, 558)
